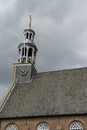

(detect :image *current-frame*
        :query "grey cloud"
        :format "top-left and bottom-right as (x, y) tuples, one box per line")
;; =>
(1, 0), (87, 100)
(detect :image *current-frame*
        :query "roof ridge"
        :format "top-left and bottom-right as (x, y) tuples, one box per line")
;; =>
(37, 66), (87, 74)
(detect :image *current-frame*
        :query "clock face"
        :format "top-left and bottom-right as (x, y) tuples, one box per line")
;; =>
(37, 122), (50, 130)
(19, 67), (28, 76)
(6, 124), (18, 130)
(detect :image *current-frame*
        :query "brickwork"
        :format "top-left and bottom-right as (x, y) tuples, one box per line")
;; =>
(0, 115), (87, 130)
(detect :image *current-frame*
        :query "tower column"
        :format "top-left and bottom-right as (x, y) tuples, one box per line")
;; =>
(32, 49), (34, 64)
(26, 46), (28, 63)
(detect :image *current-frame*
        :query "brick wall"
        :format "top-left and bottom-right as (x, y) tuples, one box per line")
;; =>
(0, 115), (87, 130)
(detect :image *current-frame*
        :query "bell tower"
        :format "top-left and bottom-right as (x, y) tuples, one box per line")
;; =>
(18, 14), (37, 65)
(13, 14), (38, 83)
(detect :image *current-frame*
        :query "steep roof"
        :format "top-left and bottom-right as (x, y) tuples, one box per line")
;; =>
(0, 67), (87, 118)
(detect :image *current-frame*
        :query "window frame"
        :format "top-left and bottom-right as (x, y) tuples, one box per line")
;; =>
(37, 122), (50, 130)
(6, 124), (18, 130)
(70, 121), (83, 130)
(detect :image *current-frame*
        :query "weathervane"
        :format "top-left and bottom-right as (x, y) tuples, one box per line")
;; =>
(29, 12), (32, 29)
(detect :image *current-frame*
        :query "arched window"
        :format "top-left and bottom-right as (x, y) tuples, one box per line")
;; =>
(6, 124), (18, 130)
(22, 47), (27, 57)
(70, 121), (83, 130)
(29, 33), (32, 39)
(28, 48), (33, 57)
(26, 32), (28, 39)
(37, 122), (50, 130)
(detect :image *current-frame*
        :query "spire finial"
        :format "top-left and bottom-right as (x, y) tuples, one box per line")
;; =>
(29, 12), (32, 29)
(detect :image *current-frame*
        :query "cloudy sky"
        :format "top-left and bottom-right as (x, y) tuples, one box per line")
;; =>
(0, 0), (87, 100)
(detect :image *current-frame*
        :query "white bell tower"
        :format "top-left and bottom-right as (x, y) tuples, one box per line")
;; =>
(18, 13), (38, 65)
(13, 14), (38, 83)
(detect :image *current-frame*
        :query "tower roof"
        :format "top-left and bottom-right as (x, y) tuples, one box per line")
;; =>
(0, 67), (87, 118)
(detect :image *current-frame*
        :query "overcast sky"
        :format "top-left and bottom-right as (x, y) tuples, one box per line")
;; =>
(0, 0), (87, 100)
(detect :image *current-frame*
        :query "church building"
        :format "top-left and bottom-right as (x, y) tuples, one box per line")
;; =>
(0, 15), (87, 130)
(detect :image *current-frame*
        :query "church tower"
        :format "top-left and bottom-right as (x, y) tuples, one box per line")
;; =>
(13, 14), (38, 83)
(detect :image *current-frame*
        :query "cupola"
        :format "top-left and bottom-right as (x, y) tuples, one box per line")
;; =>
(18, 14), (38, 65)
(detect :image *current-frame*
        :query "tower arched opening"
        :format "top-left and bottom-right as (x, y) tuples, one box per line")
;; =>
(28, 48), (33, 58)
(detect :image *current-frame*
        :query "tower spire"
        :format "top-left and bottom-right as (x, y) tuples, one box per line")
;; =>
(29, 12), (32, 29)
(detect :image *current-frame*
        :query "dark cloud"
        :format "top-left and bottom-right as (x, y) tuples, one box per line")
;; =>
(0, 0), (87, 100)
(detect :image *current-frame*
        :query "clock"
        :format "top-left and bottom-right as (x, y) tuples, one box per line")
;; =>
(6, 124), (18, 130)
(37, 122), (50, 130)
(19, 67), (28, 76)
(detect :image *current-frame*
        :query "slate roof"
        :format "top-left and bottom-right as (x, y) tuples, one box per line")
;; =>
(0, 67), (87, 118)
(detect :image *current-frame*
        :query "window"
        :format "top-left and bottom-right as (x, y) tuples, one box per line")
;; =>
(70, 121), (83, 130)
(37, 122), (50, 130)
(26, 32), (28, 39)
(29, 33), (32, 39)
(28, 48), (33, 57)
(6, 124), (18, 130)
(22, 47), (27, 57)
